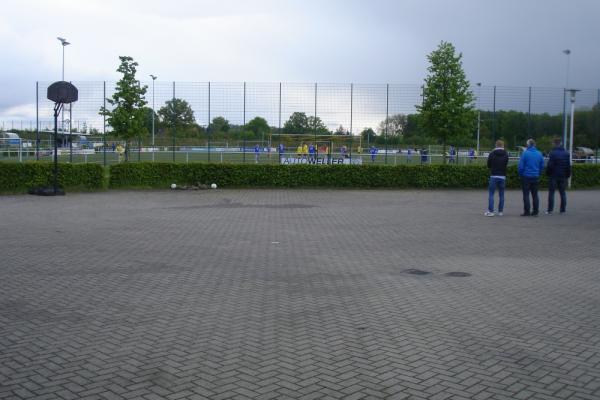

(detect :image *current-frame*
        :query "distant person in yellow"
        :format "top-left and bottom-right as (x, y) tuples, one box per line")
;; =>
(302, 143), (308, 159)
(115, 144), (125, 162)
(296, 144), (303, 158)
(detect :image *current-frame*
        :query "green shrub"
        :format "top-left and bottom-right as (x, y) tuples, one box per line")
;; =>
(0, 162), (105, 194)
(109, 162), (600, 189)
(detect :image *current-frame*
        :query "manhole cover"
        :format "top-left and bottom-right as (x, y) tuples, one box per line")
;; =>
(444, 272), (472, 277)
(404, 269), (431, 275)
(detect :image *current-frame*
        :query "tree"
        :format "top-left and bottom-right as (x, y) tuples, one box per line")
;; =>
(283, 112), (310, 134)
(158, 98), (195, 128)
(360, 128), (377, 145)
(335, 125), (348, 135)
(307, 116), (330, 135)
(246, 117), (270, 141)
(417, 41), (475, 162)
(99, 56), (148, 160)
(211, 116), (230, 133)
(378, 114), (407, 137)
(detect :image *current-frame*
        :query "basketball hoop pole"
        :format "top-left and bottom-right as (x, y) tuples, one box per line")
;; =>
(53, 103), (64, 195)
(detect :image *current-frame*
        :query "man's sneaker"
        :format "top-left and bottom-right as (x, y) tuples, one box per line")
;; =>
(531, 212), (539, 217)
(497, 212), (504, 216)
(520, 212), (530, 217)
(484, 211), (495, 217)
(544, 210), (553, 215)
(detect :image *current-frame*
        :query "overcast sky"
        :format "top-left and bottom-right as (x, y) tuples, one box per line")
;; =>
(1, 0), (599, 121)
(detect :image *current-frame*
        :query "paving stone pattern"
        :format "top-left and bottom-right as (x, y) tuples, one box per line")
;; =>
(1, 189), (599, 400)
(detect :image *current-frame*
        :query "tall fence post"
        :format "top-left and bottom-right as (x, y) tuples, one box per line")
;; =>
(278, 82), (282, 164)
(208, 81), (211, 163)
(527, 86), (532, 139)
(314, 83), (317, 144)
(172, 81), (176, 162)
(69, 102), (73, 163)
(243, 82), (246, 163)
(385, 83), (389, 164)
(562, 88), (568, 150)
(350, 83), (353, 161)
(492, 85), (497, 142)
(103, 81), (106, 166)
(36, 81), (39, 160)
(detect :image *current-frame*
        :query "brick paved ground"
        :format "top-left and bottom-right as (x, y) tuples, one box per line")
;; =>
(1, 189), (599, 400)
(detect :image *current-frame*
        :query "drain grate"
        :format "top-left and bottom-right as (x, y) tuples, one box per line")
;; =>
(404, 269), (431, 275)
(444, 272), (472, 277)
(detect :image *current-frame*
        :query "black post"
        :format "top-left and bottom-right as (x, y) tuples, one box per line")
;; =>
(36, 81), (39, 160)
(350, 83), (353, 162)
(527, 86), (532, 138)
(53, 104), (62, 195)
(278, 82), (282, 164)
(314, 83), (317, 144)
(172, 81), (176, 162)
(385, 84), (389, 164)
(103, 81), (106, 166)
(492, 85), (497, 141)
(69, 102), (73, 163)
(243, 82), (246, 163)
(208, 81), (211, 163)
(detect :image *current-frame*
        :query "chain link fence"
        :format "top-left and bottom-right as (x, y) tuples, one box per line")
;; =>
(1, 82), (599, 165)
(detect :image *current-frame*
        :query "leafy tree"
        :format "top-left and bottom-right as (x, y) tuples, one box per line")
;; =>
(211, 116), (230, 133)
(335, 125), (348, 135)
(99, 56), (148, 160)
(417, 41), (475, 162)
(307, 116), (330, 135)
(283, 112), (310, 134)
(246, 117), (270, 141)
(158, 98), (195, 128)
(360, 128), (377, 145)
(378, 114), (407, 136)
(142, 107), (159, 135)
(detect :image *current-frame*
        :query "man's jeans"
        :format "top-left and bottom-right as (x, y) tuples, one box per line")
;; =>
(548, 177), (567, 213)
(488, 177), (505, 212)
(522, 177), (540, 214)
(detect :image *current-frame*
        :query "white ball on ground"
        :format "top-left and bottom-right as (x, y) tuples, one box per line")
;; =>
(211, 183), (217, 189)
(171, 183), (177, 189)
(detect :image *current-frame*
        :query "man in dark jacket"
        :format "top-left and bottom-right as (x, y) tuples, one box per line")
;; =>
(485, 140), (509, 216)
(518, 138), (545, 216)
(545, 138), (571, 214)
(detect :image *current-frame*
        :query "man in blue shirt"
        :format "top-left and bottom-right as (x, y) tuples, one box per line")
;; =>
(370, 146), (378, 162)
(308, 143), (316, 162)
(518, 138), (545, 216)
(254, 144), (260, 163)
(545, 137), (571, 215)
(278, 143), (285, 163)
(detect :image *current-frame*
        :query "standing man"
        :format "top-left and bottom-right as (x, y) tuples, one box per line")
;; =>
(518, 138), (544, 216)
(278, 143), (285, 163)
(485, 140), (509, 217)
(254, 143), (260, 163)
(370, 146), (378, 162)
(545, 137), (571, 215)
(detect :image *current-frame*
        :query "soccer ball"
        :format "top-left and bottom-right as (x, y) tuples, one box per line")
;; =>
(211, 183), (217, 189)
(170, 183), (177, 189)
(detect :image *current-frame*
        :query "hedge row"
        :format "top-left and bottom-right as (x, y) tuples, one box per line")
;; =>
(108, 162), (600, 189)
(0, 162), (105, 194)
(2, 162), (598, 194)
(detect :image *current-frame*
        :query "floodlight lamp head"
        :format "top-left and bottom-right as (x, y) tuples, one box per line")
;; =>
(150, 74), (157, 80)
(568, 89), (580, 103)
(476, 82), (481, 87)
(563, 49), (571, 55)
(57, 37), (70, 46)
